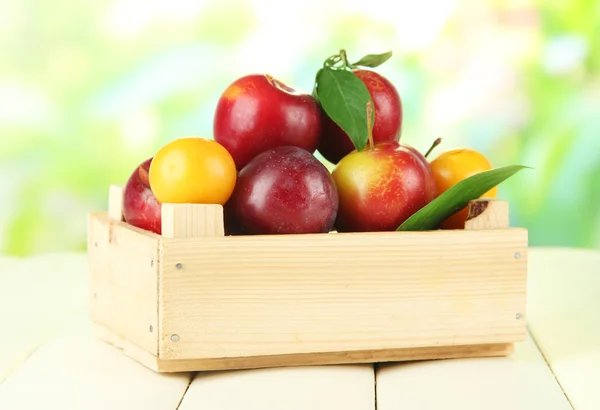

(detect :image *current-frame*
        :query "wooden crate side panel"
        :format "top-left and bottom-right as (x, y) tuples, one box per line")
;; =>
(88, 212), (160, 355)
(92, 323), (160, 371)
(154, 342), (514, 372)
(158, 228), (528, 360)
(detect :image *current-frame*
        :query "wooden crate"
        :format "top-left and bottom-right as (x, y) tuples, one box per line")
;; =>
(87, 185), (528, 373)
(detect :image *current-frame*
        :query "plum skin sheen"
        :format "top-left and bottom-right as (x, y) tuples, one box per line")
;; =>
(228, 146), (339, 235)
(332, 141), (436, 233)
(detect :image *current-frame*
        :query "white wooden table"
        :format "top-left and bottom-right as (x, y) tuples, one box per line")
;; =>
(0, 247), (597, 409)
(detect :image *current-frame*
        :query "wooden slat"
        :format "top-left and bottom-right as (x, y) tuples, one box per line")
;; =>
(178, 364), (374, 410)
(527, 246), (600, 410)
(465, 198), (509, 230)
(0, 315), (192, 410)
(161, 203), (224, 238)
(108, 184), (125, 221)
(153, 342), (514, 372)
(158, 228), (528, 362)
(376, 331), (572, 410)
(88, 212), (160, 356)
(93, 323), (161, 372)
(0, 253), (88, 383)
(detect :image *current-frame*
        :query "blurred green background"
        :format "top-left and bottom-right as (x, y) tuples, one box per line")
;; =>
(1, 0), (598, 256)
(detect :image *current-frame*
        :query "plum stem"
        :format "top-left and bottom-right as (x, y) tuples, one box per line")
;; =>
(339, 49), (351, 70)
(323, 50), (355, 70)
(424, 138), (443, 159)
(138, 163), (151, 188)
(366, 100), (375, 149)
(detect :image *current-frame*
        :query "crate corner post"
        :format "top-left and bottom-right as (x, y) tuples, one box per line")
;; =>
(160, 203), (225, 239)
(157, 202), (226, 369)
(89, 184), (162, 371)
(465, 198), (528, 353)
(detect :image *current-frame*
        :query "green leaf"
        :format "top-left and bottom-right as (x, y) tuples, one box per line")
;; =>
(351, 51), (393, 68)
(315, 67), (373, 151)
(397, 165), (531, 231)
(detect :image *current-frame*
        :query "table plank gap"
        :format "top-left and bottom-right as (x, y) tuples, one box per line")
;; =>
(174, 373), (195, 410)
(527, 247), (600, 410)
(0, 253), (89, 382)
(178, 363), (375, 410)
(375, 330), (572, 410)
(527, 324), (575, 410)
(0, 314), (193, 410)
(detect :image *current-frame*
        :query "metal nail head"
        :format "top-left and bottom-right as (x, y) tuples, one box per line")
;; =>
(514, 252), (521, 259)
(150, 260), (154, 267)
(516, 313), (522, 319)
(171, 334), (180, 342)
(176, 263), (183, 269)
(149, 325), (153, 332)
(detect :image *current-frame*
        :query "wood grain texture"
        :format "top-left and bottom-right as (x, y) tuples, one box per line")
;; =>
(158, 228), (528, 361)
(92, 319), (514, 372)
(108, 184), (124, 222)
(465, 199), (509, 230)
(153, 342), (514, 372)
(161, 203), (224, 238)
(88, 212), (160, 355)
(93, 324), (160, 372)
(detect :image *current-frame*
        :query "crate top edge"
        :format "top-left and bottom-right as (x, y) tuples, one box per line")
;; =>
(88, 211), (528, 245)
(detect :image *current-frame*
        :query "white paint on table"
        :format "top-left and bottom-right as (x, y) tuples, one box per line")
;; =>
(0, 253), (89, 382)
(0, 315), (192, 410)
(376, 331), (572, 410)
(1, 247), (598, 409)
(527, 247), (600, 410)
(178, 364), (375, 410)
